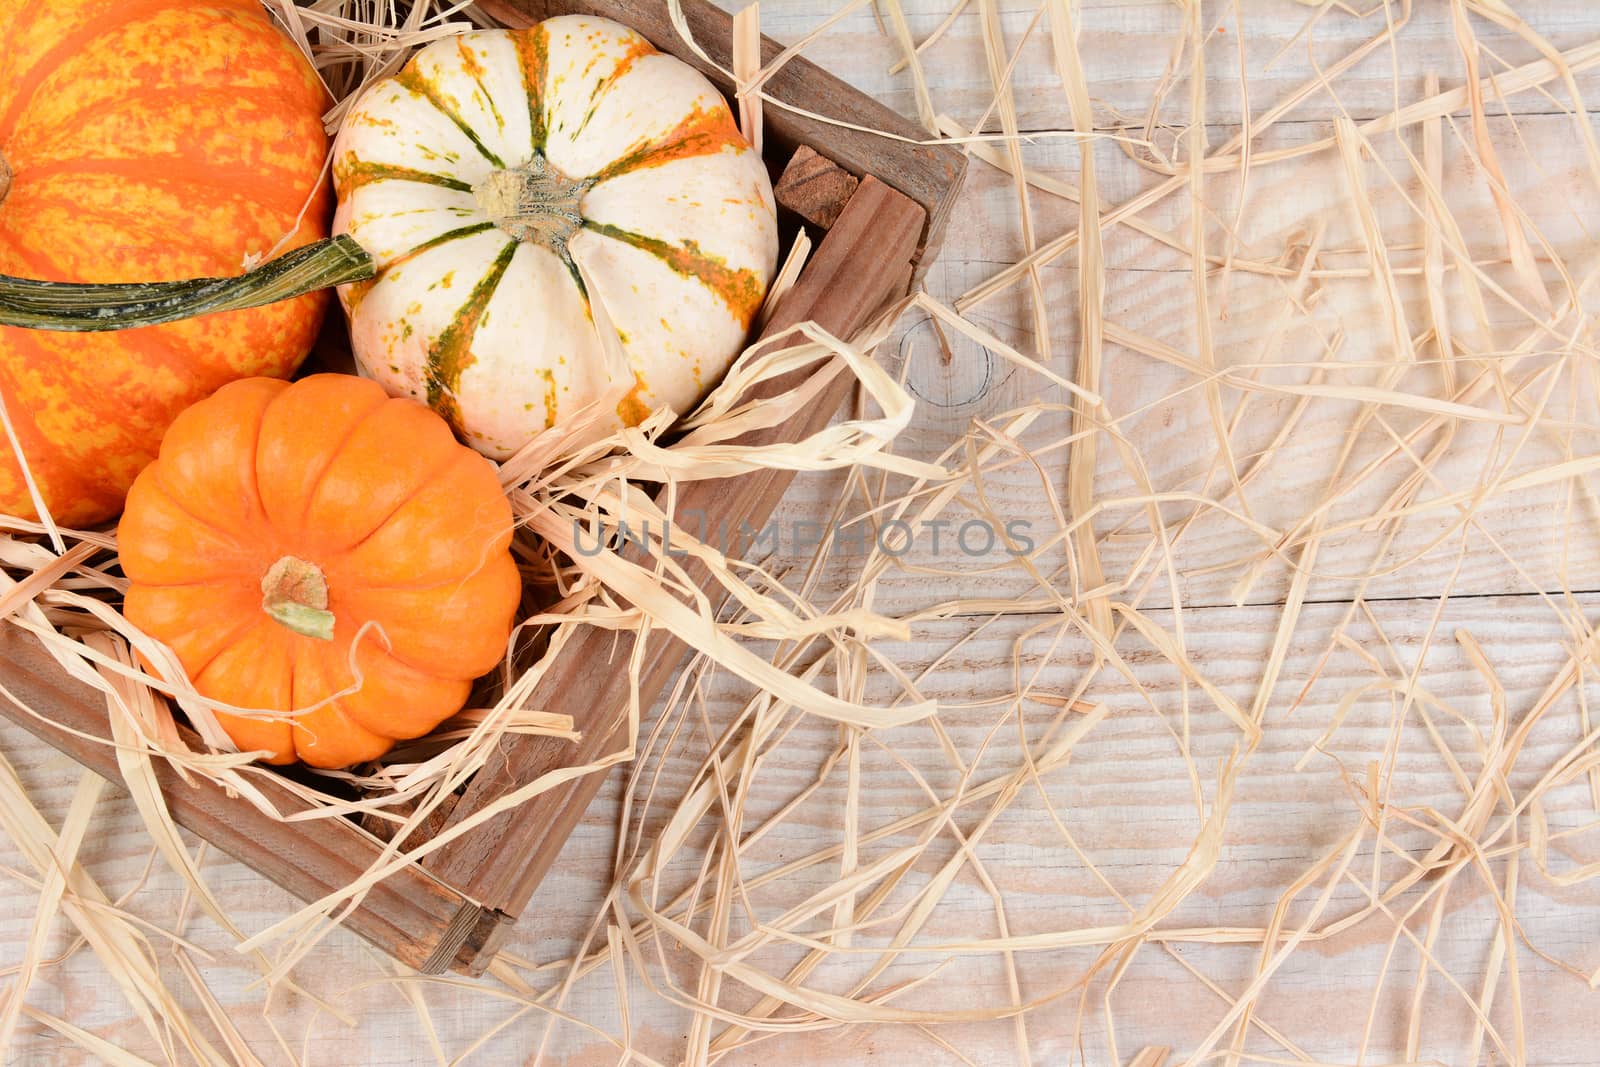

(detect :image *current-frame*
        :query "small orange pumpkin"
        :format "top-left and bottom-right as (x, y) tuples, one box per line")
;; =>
(0, 0), (332, 526)
(120, 374), (521, 768)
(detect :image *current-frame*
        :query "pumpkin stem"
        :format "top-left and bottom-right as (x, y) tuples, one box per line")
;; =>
(475, 154), (592, 256)
(0, 234), (374, 332)
(261, 556), (335, 642)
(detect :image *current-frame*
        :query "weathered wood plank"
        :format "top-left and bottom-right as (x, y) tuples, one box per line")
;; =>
(453, 592), (1600, 1064)
(0, 624), (483, 973)
(749, 109), (1600, 615)
(7, 1), (1600, 1062)
(4, 592), (1598, 1063)
(751, 0), (1600, 132)
(775, 144), (860, 228)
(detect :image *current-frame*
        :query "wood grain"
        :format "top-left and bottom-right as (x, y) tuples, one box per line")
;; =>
(421, 177), (928, 971)
(751, 0), (1600, 132)
(775, 144), (860, 229)
(475, 595), (1600, 1065)
(749, 109), (1600, 616)
(6, 1), (1600, 1063)
(473, 0), (966, 273)
(4, 593), (1599, 1064)
(0, 625), (483, 973)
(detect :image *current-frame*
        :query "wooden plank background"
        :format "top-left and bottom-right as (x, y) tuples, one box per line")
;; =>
(6, 1), (1600, 1064)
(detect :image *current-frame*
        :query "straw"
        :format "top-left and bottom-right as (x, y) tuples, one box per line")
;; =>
(4, 0), (1600, 1063)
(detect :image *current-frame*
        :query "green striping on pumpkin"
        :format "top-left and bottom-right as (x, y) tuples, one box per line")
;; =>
(573, 38), (656, 141)
(334, 160), (475, 193)
(396, 67), (508, 169)
(592, 104), (748, 183)
(331, 16), (778, 460)
(401, 222), (500, 261)
(425, 240), (517, 430)
(582, 223), (766, 326)
(513, 25), (551, 153)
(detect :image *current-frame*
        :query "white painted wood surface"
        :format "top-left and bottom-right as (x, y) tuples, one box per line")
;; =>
(6, 2), (1600, 1064)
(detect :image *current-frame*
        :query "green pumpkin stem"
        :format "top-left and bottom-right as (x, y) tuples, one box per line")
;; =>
(261, 556), (336, 642)
(0, 235), (374, 332)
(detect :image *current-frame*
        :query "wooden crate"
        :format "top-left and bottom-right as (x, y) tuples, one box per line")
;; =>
(0, 0), (965, 976)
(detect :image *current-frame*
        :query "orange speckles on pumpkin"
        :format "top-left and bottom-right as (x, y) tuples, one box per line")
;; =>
(616, 373), (651, 426)
(592, 103), (745, 182)
(414, 144), (463, 166)
(5, 3), (327, 173)
(457, 40), (488, 80)
(396, 65), (501, 167)
(0, 0), (331, 526)
(586, 222), (765, 325)
(612, 38), (656, 77)
(342, 277), (377, 314)
(456, 37), (508, 135)
(573, 37), (655, 136)
(537, 368), (559, 428)
(510, 25), (550, 149)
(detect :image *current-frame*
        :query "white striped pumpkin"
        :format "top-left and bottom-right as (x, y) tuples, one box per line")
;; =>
(330, 16), (778, 457)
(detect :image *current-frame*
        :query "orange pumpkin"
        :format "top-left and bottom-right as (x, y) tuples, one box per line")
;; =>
(0, 0), (331, 527)
(120, 375), (522, 768)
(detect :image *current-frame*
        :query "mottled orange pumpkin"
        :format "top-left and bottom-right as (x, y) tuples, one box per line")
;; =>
(120, 375), (522, 769)
(0, 0), (332, 527)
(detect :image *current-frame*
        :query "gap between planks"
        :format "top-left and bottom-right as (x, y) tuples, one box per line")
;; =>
(829, 584), (1600, 625)
(951, 104), (1600, 138)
